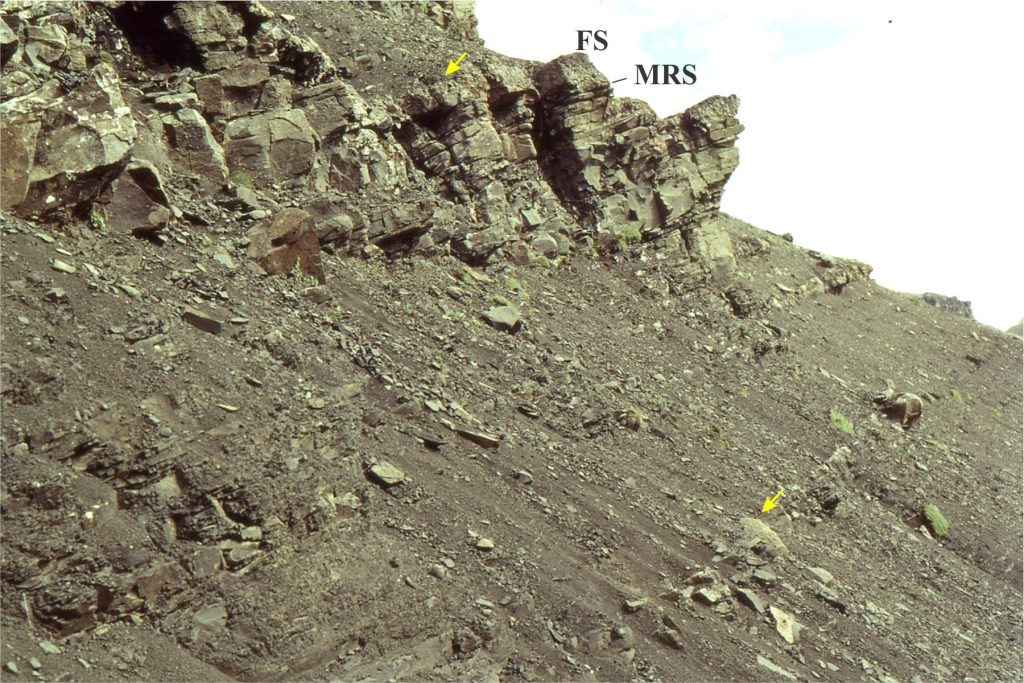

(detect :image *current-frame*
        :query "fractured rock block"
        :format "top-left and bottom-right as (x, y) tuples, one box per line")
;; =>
(685, 218), (736, 278)
(293, 80), (368, 143)
(327, 129), (408, 192)
(0, 19), (18, 67)
(194, 62), (293, 121)
(23, 24), (68, 68)
(247, 208), (326, 283)
(166, 2), (246, 69)
(875, 391), (923, 428)
(224, 108), (318, 186)
(456, 226), (510, 264)
(535, 52), (611, 103)
(162, 107), (228, 188)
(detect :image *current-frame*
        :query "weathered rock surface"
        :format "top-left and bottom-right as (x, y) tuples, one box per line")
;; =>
(223, 109), (319, 187)
(247, 207), (326, 283)
(160, 107), (229, 190)
(483, 305), (521, 334)
(103, 161), (173, 235)
(1, 64), (135, 214)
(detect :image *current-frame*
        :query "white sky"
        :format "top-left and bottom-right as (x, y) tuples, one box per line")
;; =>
(475, 0), (1023, 330)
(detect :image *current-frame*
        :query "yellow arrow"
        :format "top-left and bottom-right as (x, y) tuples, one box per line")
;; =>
(761, 488), (784, 513)
(446, 52), (468, 76)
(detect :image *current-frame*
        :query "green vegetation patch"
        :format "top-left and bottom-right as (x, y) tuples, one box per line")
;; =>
(88, 205), (108, 230)
(829, 408), (854, 435)
(505, 277), (529, 302)
(615, 226), (642, 245)
(228, 169), (254, 187)
(923, 503), (949, 538)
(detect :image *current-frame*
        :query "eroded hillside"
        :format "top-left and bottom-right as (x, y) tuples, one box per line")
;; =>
(1, 2), (1021, 682)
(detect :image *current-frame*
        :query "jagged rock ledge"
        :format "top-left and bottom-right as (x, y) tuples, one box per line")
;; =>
(1, 0), (744, 280)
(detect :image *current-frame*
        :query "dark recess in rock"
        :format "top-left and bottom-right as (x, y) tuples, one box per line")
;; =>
(110, 3), (203, 70)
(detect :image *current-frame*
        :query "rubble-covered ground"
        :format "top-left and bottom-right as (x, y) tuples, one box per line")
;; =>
(1, 2), (1021, 681)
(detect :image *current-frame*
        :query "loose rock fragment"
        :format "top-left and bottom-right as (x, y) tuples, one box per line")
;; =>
(193, 603), (228, 631)
(181, 307), (222, 335)
(482, 305), (521, 334)
(769, 605), (800, 644)
(808, 566), (834, 585)
(455, 427), (501, 448)
(735, 587), (766, 614)
(226, 541), (260, 567)
(738, 517), (788, 557)
(874, 389), (923, 428)
(247, 208), (326, 284)
(624, 597), (648, 612)
(367, 462), (406, 488)
(757, 655), (797, 681)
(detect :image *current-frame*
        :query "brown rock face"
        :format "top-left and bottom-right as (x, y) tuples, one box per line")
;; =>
(161, 108), (228, 189)
(247, 208), (326, 284)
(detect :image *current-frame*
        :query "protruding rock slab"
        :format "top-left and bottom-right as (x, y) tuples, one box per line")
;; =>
(1, 64), (136, 214)
(367, 462), (406, 488)
(162, 108), (228, 188)
(105, 161), (173, 235)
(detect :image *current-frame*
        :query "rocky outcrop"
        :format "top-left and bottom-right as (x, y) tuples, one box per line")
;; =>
(162, 108), (229, 189)
(532, 53), (742, 260)
(0, 63), (136, 214)
(223, 109), (319, 188)
(389, 51), (742, 270)
(922, 292), (974, 320)
(1, 0), (744, 275)
(103, 160), (172, 235)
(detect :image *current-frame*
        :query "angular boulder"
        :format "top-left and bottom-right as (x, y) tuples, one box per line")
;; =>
(193, 62), (292, 120)
(292, 80), (368, 143)
(103, 161), (173, 235)
(685, 218), (736, 278)
(0, 18), (17, 67)
(922, 292), (974, 320)
(165, 1), (247, 70)
(483, 305), (521, 334)
(247, 208), (326, 284)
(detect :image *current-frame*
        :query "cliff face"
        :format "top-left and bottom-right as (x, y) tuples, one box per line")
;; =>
(0, 0), (741, 272)
(2, 3), (1021, 682)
